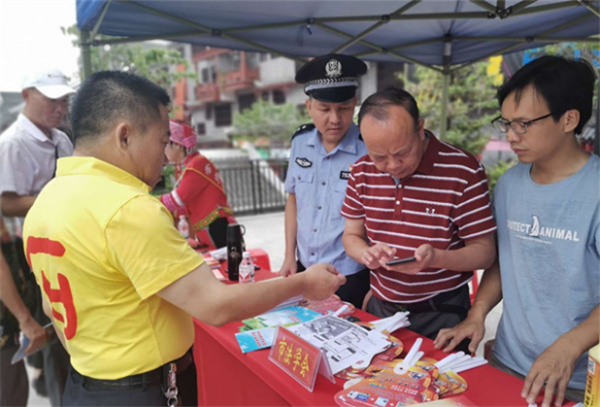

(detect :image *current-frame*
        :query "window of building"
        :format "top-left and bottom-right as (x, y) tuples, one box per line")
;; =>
(196, 123), (206, 135)
(214, 104), (232, 127)
(200, 66), (217, 84)
(273, 90), (286, 105)
(261, 92), (269, 102)
(201, 68), (210, 84)
(206, 105), (212, 120)
(238, 94), (256, 112)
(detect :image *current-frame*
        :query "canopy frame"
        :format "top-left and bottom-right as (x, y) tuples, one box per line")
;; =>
(78, 0), (599, 140)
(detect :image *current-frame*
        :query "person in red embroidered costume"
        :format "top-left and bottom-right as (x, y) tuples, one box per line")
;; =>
(160, 121), (236, 249)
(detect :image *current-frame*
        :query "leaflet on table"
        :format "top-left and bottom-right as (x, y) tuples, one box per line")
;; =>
(212, 268), (227, 280)
(265, 295), (305, 312)
(302, 295), (356, 317)
(201, 253), (221, 269)
(235, 327), (277, 353)
(286, 315), (390, 374)
(335, 354), (471, 407)
(11, 323), (54, 364)
(241, 306), (321, 330)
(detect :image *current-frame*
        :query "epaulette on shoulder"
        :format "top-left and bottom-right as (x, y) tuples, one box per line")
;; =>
(292, 123), (315, 140)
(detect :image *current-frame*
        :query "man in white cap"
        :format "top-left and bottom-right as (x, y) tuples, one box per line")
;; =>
(0, 67), (75, 406)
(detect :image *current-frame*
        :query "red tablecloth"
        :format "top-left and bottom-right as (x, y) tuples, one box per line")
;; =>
(193, 268), (574, 406)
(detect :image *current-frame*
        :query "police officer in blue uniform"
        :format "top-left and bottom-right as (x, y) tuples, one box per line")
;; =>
(280, 54), (370, 309)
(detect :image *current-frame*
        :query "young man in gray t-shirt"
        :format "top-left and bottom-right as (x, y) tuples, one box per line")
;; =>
(434, 56), (599, 407)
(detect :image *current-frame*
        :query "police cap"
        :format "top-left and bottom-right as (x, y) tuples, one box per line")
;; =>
(295, 54), (367, 103)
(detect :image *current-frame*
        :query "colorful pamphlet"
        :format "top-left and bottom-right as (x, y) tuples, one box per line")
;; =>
(235, 306), (322, 353)
(235, 327), (277, 353)
(302, 295), (356, 317)
(241, 306), (322, 331)
(334, 356), (471, 407)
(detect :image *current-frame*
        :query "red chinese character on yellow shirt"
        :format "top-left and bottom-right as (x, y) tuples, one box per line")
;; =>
(26, 237), (77, 340)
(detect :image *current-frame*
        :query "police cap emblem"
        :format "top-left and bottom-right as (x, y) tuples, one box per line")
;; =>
(325, 59), (342, 78)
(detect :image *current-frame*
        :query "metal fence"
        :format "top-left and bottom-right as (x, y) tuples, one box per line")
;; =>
(213, 158), (290, 216)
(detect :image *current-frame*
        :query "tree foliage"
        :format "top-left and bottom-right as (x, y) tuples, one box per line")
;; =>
(62, 24), (196, 89)
(232, 100), (311, 143)
(405, 60), (498, 156)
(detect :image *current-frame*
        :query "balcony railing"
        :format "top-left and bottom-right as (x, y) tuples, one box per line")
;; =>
(195, 83), (220, 103)
(220, 68), (260, 93)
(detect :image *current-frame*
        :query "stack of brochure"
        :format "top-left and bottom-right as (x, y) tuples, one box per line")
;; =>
(286, 315), (391, 375)
(235, 306), (321, 353)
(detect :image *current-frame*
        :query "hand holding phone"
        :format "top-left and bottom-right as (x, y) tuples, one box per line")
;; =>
(385, 257), (416, 266)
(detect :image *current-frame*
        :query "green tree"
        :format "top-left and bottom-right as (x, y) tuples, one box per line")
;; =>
(527, 42), (599, 105)
(404, 61), (499, 156)
(62, 24), (196, 89)
(530, 42), (599, 66)
(232, 100), (311, 144)
(487, 159), (515, 196)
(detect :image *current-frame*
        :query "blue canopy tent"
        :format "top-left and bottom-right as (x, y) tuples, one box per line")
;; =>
(76, 0), (599, 144)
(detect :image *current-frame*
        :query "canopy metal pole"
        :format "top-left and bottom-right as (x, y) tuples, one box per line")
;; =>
(93, 30), (211, 45)
(440, 70), (450, 139)
(332, 0), (421, 54)
(439, 38), (453, 140)
(453, 35), (600, 43)
(121, 0), (305, 63)
(315, 22), (442, 72)
(578, 0), (600, 18)
(450, 12), (594, 72)
(594, 81), (600, 155)
(80, 30), (92, 80)
(89, 0), (113, 42)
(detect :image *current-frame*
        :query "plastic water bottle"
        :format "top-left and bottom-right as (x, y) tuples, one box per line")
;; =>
(239, 251), (254, 284)
(178, 215), (189, 239)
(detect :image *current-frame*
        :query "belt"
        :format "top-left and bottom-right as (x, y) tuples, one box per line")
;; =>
(388, 285), (470, 315)
(73, 348), (193, 390)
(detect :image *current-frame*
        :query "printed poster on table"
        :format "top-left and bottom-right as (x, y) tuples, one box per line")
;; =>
(286, 315), (390, 374)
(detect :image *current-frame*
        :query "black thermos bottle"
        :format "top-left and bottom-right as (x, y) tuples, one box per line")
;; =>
(226, 224), (245, 281)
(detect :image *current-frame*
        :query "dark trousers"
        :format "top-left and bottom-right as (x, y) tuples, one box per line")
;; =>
(297, 262), (370, 309)
(367, 285), (472, 352)
(0, 344), (29, 406)
(63, 349), (197, 407)
(208, 217), (229, 249)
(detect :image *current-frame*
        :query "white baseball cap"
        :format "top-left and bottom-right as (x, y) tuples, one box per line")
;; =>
(21, 68), (75, 99)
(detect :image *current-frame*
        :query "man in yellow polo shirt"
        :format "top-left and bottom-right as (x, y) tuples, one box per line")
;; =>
(23, 71), (346, 406)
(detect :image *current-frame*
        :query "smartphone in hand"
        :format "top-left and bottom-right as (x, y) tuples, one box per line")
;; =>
(385, 257), (416, 266)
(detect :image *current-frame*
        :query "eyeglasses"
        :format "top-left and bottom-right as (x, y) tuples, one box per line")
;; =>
(491, 112), (555, 135)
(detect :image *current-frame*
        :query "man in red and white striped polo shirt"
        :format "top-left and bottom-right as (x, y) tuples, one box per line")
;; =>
(342, 88), (497, 344)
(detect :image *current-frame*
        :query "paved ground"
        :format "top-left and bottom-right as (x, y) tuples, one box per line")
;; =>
(25, 211), (502, 406)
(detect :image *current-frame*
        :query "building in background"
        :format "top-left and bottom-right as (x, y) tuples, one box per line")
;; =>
(171, 44), (403, 147)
